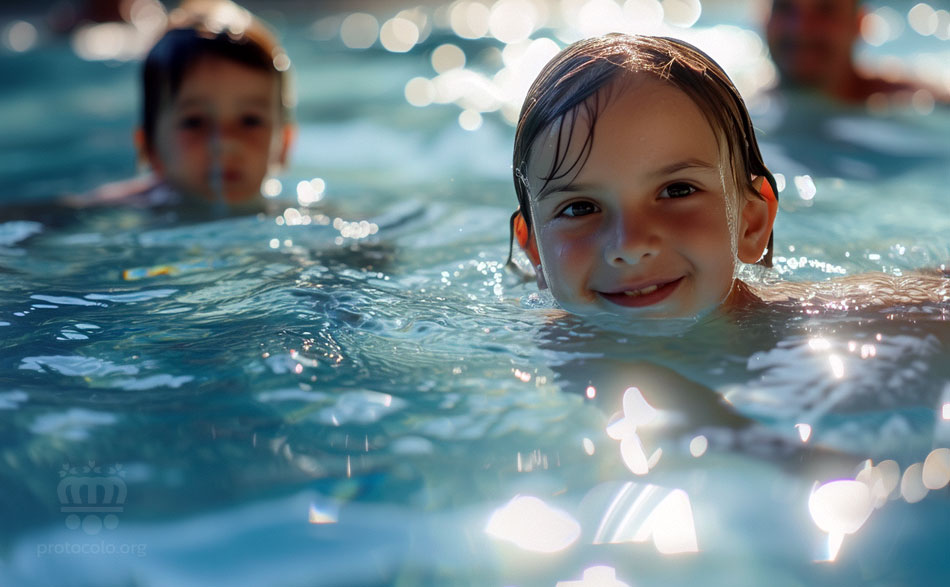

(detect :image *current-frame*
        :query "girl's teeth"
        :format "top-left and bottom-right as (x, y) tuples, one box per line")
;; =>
(623, 284), (659, 297)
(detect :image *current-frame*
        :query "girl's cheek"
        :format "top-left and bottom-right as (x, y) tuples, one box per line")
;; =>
(173, 132), (201, 150)
(542, 234), (590, 278)
(548, 227), (592, 257)
(549, 240), (577, 263)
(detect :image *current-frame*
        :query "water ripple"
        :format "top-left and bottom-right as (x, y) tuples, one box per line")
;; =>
(85, 289), (177, 303)
(19, 355), (139, 377)
(29, 408), (117, 440)
(0, 220), (42, 246)
(29, 294), (101, 306)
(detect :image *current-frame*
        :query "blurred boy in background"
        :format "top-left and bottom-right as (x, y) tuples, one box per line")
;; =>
(69, 0), (295, 209)
(764, 0), (945, 104)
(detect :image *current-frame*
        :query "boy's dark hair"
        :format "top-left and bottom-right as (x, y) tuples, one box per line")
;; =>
(141, 10), (292, 152)
(512, 33), (777, 267)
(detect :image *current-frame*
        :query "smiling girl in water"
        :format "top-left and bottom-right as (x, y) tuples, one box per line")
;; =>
(509, 33), (945, 326)
(510, 34), (776, 325)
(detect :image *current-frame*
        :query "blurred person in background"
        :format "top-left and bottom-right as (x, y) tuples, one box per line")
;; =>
(64, 0), (296, 210)
(764, 0), (946, 104)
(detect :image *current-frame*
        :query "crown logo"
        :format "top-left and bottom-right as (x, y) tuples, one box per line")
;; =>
(58, 462), (127, 534)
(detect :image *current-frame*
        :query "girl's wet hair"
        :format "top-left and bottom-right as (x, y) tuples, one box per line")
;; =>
(141, 11), (292, 152)
(511, 33), (777, 266)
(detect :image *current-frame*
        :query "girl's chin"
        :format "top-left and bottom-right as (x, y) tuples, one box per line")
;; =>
(554, 296), (728, 333)
(568, 310), (705, 336)
(561, 300), (685, 321)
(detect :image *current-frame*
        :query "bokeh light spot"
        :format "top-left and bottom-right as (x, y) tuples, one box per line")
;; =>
(489, 0), (538, 44)
(662, 0), (701, 28)
(432, 43), (466, 73)
(340, 13), (379, 49)
(908, 3), (938, 36)
(4, 21), (38, 53)
(262, 178), (282, 198)
(380, 17), (419, 53)
(458, 109), (483, 130)
(922, 448), (950, 490)
(405, 77), (435, 107)
(900, 462), (929, 503)
(689, 435), (707, 457)
(450, 1), (491, 39)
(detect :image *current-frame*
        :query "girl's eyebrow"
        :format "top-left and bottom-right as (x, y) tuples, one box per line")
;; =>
(533, 158), (719, 201)
(236, 97), (274, 109)
(175, 97), (210, 109)
(534, 182), (593, 202)
(175, 96), (272, 110)
(657, 158), (719, 175)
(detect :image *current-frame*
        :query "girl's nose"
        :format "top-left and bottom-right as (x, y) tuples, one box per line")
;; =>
(211, 121), (241, 154)
(603, 217), (660, 267)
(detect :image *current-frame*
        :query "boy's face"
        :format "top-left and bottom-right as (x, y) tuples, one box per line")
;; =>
(147, 56), (290, 203)
(523, 77), (763, 321)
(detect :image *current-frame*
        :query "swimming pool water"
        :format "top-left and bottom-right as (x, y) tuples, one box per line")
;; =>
(2, 1), (950, 585)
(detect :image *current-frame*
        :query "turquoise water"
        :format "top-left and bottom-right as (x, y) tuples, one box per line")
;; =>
(2, 2), (950, 586)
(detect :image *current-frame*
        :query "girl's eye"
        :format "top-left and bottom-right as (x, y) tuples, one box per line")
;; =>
(241, 114), (265, 128)
(663, 183), (697, 199)
(559, 201), (598, 217)
(178, 115), (208, 130)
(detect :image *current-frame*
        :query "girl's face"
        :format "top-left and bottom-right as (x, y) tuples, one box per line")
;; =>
(147, 56), (291, 203)
(523, 76), (765, 321)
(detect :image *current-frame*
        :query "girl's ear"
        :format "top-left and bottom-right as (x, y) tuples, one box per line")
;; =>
(513, 210), (541, 267)
(136, 128), (166, 176)
(133, 128), (152, 172)
(276, 123), (296, 168)
(737, 176), (778, 264)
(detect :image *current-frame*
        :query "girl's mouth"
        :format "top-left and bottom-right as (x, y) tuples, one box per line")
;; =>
(221, 169), (242, 183)
(597, 277), (683, 308)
